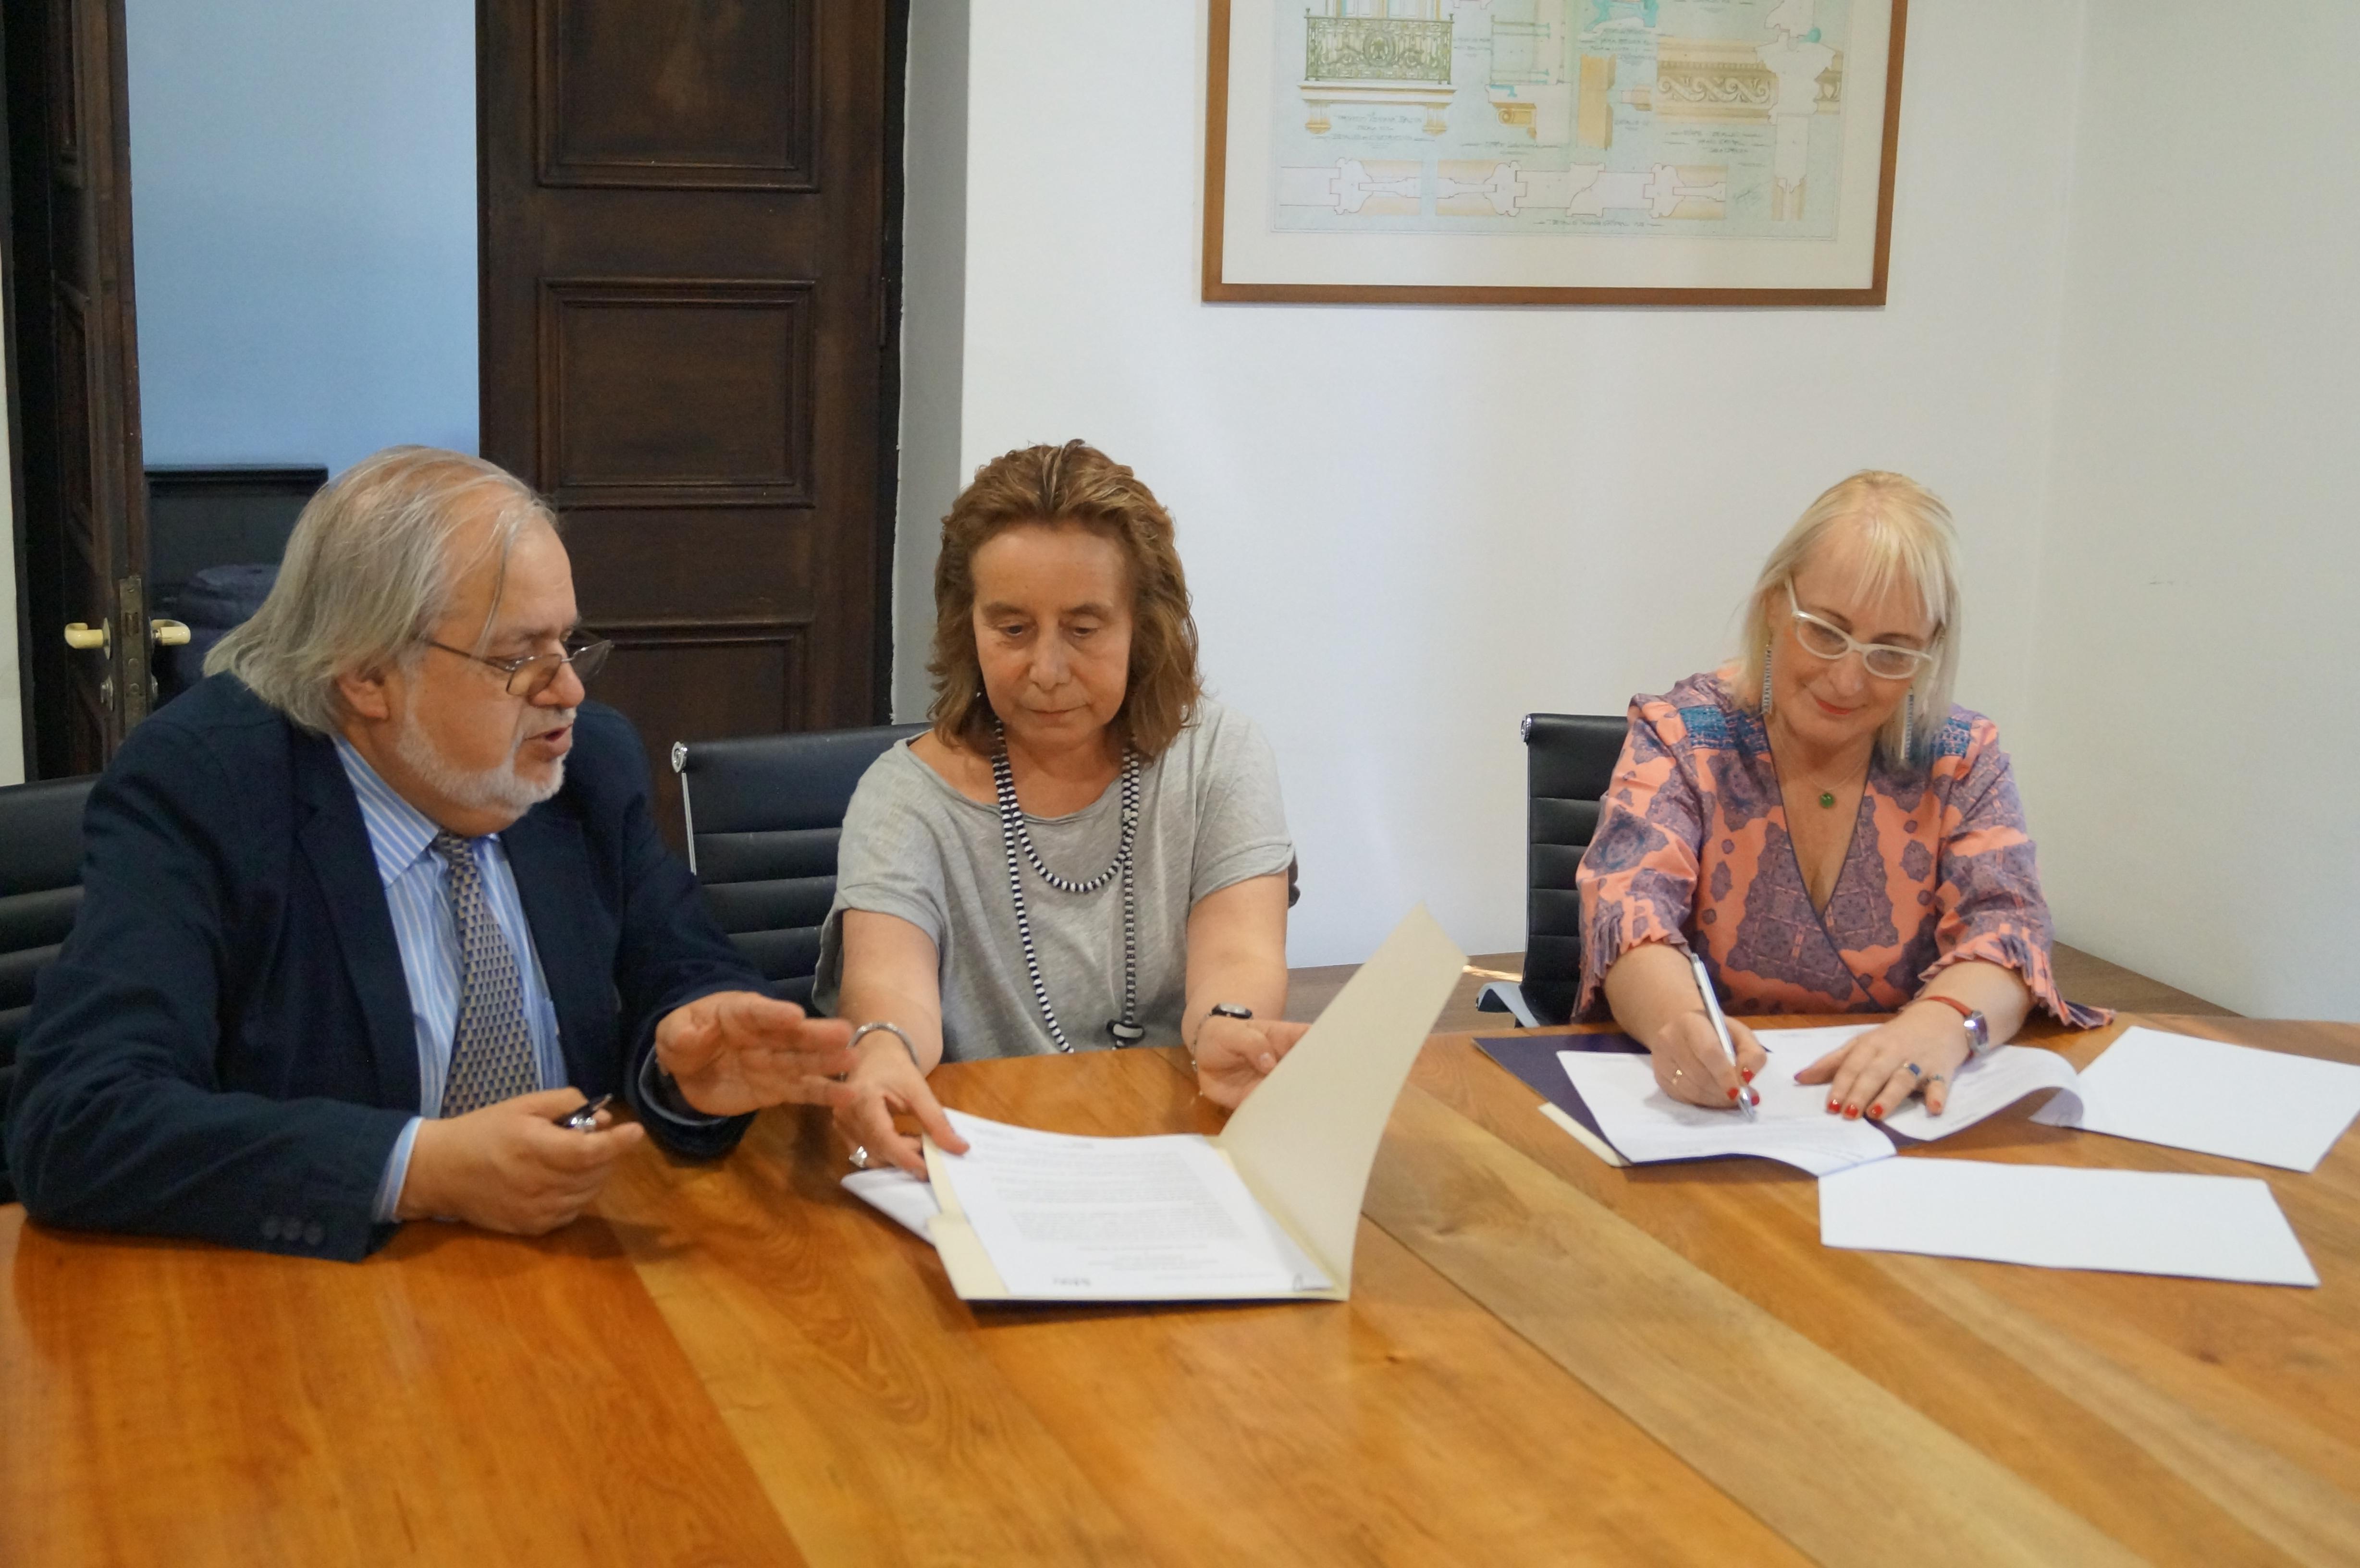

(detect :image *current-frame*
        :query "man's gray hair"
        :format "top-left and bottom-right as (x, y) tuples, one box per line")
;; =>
(205, 446), (557, 733)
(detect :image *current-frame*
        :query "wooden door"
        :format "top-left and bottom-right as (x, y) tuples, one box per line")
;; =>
(478, 0), (899, 839)
(5, 0), (151, 778)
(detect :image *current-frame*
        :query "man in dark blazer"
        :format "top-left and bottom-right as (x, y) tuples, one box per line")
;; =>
(6, 448), (858, 1260)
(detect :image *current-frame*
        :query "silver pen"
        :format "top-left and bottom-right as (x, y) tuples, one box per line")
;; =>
(1687, 950), (1757, 1120)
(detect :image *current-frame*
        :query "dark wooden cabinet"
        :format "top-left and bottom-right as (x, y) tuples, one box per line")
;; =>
(478, 0), (901, 839)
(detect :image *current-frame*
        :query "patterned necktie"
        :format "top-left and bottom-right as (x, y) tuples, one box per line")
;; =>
(431, 831), (541, 1116)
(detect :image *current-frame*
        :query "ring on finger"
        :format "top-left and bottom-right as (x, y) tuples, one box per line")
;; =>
(849, 1144), (871, 1170)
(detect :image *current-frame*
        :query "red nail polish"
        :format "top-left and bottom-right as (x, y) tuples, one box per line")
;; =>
(1868, 1104), (1883, 1119)
(1844, 1104), (1859, 1119)
(1750, 1089), (1761, 1105)
(1828, 1100), (1840, 1113)
(1742, 1068), (1755, 1083)
(1727, 1087), (1739, 1101)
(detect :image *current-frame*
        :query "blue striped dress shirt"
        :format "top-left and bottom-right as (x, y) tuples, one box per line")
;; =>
(333, 739), (567, 1221)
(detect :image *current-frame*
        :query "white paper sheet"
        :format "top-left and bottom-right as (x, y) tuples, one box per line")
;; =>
(842, 1169), (940, 1238)
(1877, 1041), (2083, 1141)
(2031, 1026), (2360, 1173)
(1819, 1158), (2319, 1286)
(930, 1109), (1332, 1300)
(1559, 1031), (1895, 1175)
(1742, 1025), (2083, 1143)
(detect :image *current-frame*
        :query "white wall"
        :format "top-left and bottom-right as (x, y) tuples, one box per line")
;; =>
(125, 0), (477, 473)
(935, 0), (2090, 966)
(896, 0), (973, 720)
(2018, 4), (2360, 1020)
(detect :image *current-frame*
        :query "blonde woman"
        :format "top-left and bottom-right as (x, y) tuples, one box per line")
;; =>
(1578, 472), (2103, 1125)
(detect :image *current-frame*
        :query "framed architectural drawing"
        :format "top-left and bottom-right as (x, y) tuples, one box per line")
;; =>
(1204, 0), (1908, 305)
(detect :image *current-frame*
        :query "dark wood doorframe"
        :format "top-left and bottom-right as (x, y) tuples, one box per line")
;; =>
(3, 0), (148, 782)
(1, 2), (34, 775)
(873, 0), (909, 724)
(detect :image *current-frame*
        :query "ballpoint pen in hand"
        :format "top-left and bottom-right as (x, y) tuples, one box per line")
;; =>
(1686, 949), (1757, 1120)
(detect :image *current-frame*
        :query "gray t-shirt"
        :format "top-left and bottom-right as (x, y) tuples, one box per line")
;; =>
(813, 700), (1292, 1061)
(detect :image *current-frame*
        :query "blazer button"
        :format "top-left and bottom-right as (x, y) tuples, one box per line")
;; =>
(261, 1216), (282, 1241)
(303, 1222), (325, 1247)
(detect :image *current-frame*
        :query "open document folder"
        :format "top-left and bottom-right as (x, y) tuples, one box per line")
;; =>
(920, 906), (1467, 1303)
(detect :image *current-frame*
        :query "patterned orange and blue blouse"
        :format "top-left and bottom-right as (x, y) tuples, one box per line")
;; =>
(1575, 670), (2106, 1027)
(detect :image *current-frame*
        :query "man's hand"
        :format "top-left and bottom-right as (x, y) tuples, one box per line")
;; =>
(396, 1088), (643, 1234)
(1194, 1015), (1312, 1109)
(653, 990), (860, 1117)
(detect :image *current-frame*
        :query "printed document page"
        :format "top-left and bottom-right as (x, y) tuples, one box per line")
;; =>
(1559, 1032), (1895, 1175)
(930, 1109), (1332, 1301)
(1819, 1158), (2319, 1286)
(2032, 1026), (2360, 1172)
(1740, 1026), (2084, 1143)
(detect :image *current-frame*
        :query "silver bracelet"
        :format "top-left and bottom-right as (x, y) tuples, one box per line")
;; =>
(849, 1020), (923, 1071)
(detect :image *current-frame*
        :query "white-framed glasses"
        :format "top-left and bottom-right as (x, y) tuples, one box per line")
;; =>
(1784, 583), (1937, 681)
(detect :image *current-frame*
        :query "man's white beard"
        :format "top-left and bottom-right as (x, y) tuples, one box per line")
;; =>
(395, 704), (569, 820)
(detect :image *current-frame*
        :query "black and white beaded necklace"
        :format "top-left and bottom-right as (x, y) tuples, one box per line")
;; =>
(990, 719), (1144, 1051)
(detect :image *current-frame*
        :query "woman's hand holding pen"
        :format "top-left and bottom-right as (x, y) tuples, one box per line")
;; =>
(1648, 1010), (1766, 1109)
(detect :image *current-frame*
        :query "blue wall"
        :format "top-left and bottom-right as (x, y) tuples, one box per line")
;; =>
(126, 0), (477, 474)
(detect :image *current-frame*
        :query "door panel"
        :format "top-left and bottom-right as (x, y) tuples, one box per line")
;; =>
(481, 0), (893, 844)
(539, 0), (814, 189)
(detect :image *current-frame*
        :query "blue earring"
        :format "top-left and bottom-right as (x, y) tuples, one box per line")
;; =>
(1901, 691), (1915, 767)
(1760, 642), (1774, 717)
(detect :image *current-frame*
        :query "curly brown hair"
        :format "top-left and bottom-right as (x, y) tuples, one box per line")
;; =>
(929, 441), (1203, 760)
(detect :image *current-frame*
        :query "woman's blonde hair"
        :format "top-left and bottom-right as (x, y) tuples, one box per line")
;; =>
(929, 441), (1202, 759)
(1732, 471), (1961, 769)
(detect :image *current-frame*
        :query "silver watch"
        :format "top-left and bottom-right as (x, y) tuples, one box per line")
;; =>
(1960, 1008), (1992, 1059)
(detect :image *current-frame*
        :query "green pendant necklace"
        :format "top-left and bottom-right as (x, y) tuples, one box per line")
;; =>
(1818, 789), (1837, 808)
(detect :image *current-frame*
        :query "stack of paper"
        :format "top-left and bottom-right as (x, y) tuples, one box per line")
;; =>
(1551, 1027), (2083, 1176)
(1500, 1023), (2343, 1288)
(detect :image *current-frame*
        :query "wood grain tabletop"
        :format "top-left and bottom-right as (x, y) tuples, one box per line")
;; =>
(3, 1013), (2352, 1566)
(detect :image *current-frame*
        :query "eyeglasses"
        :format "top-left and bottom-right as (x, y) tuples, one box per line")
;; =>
(1784, 583), (1937, 681)
(425, 637), (613, 698)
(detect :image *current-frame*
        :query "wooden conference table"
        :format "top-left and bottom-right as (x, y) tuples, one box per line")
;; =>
(5, 1013), (2357, 1566)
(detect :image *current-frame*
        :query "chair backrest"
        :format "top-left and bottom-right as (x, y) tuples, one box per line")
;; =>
(1518, 713), (1627, 1026)
(673, 724), (926, 1012)
(0, 774), (97, 1202)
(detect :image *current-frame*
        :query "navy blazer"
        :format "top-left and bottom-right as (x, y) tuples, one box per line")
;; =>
(5, 676), (762, 1260)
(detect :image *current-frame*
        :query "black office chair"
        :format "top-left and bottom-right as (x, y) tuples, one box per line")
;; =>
(1476, 713), (1627, 1028)
(672, 724), (926, 1012)
(0, 774), (96, 1204)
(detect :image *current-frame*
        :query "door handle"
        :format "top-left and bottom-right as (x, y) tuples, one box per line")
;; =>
(151, 619), (191, 647)
(64, 622), (108, 650)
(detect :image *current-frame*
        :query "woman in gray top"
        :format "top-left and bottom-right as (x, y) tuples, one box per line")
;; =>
(817, 441), (1303, 1175)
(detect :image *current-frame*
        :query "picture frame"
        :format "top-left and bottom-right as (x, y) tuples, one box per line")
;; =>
(1203, 0), (1909, 306)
